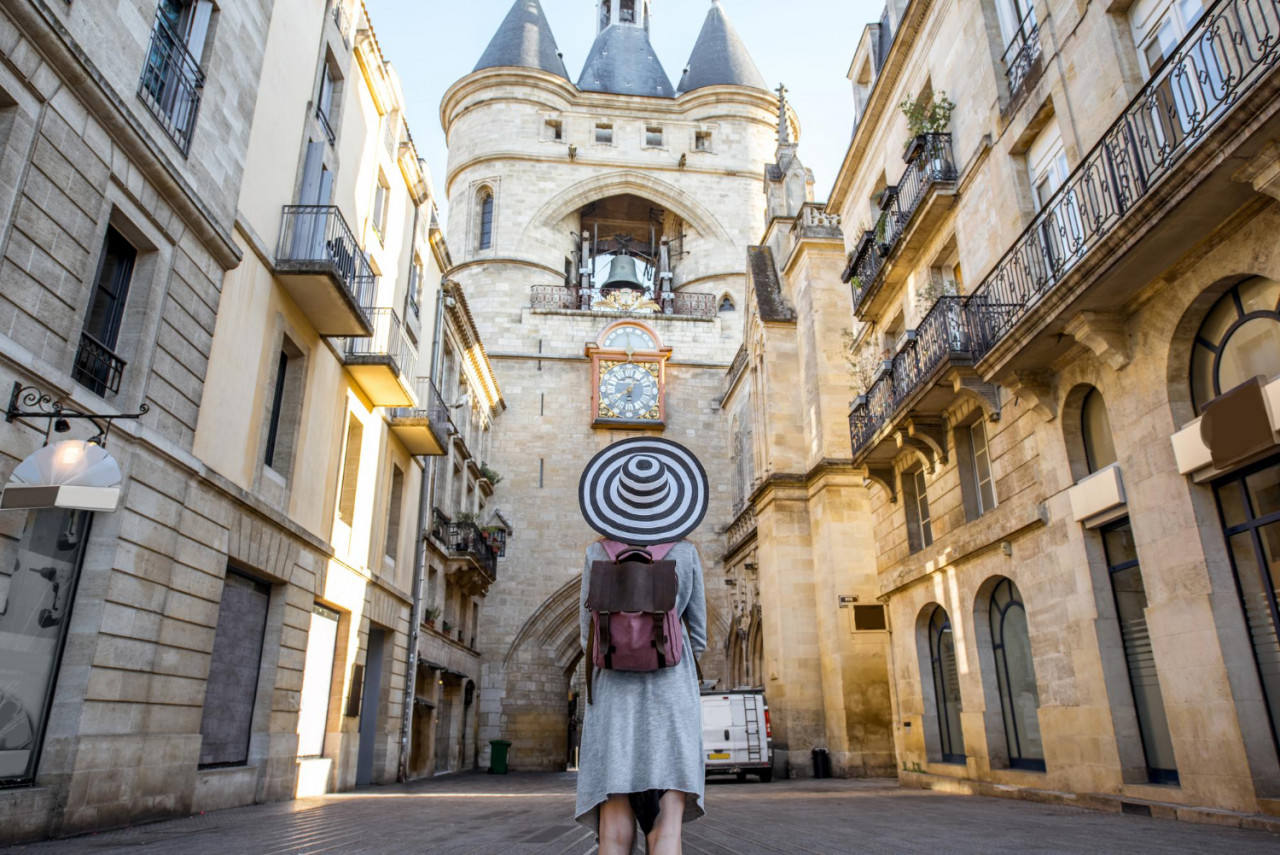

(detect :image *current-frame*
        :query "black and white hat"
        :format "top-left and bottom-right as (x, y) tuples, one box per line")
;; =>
(578, 437), (709, 546)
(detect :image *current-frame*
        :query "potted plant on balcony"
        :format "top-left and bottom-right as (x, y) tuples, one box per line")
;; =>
(874, 213), (893, 258)
(479, 463), (503, 486)
(425, 606), (441, 629)
(900, 90), (955, 163)
(442, 620), (453, 635)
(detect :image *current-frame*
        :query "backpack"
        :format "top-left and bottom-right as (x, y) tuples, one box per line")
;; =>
(585, 540), (702, 704)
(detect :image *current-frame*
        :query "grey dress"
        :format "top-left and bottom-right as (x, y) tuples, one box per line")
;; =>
(575, 540), (707, 835)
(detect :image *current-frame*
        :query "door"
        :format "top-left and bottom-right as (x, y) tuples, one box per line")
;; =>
(355, 628), (384, 785)
(296, 605), (340, 758)
(701, 696), (734, 769)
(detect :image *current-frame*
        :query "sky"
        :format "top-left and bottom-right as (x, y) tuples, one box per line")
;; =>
(367, 0), (886, 212)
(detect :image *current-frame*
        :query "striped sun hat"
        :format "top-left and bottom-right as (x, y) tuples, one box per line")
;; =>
(578, 437), (709, 546)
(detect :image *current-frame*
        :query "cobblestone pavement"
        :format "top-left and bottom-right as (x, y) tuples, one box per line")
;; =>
(7, 772), (1280, 854)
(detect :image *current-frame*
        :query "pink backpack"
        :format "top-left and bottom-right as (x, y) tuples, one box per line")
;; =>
(584, 540), (701, 703)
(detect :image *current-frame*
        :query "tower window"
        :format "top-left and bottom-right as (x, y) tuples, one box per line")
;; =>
(645, 126), (663, 148)
(546, 118), (563, 141)
(595, 123), (613, 145)
(478, 189), (494, 251)
(695, 131), (712, 152)
(620, 0), (636, 23)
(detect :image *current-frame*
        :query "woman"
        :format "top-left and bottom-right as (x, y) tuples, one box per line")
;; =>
(574, 438), (710, 855)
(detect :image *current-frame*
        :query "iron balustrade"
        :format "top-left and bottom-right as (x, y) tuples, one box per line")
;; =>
(276, 205), (377, 311)
(315, 104), (336, 145)
(970, 0), (1280, 362)
(431, 508), (498, 580)
(137, 11), (204, 156)
(850, 134), (957, 314)
(345, 308), (417, 378)
(1002, 8), (1043, 95)
(72, 332), (127, 396)
(672, 291), (717, 318)
(528, 283), (717, 317)
(531, 284), (574, 310)
(390, 376), (454, 435)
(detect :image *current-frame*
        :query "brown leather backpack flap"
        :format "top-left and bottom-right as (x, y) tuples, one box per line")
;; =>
(586, 559), (678, 612)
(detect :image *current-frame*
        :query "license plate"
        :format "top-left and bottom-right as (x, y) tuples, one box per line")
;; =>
(707, 752), (731, 760)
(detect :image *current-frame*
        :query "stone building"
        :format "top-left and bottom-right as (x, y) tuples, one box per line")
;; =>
(0, 0), (501, 843)
(741, 0), (1280, 822)
(443, 0), (784, 771)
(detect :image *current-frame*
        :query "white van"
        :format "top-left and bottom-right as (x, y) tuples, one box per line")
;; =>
(701, 689), (773, 782)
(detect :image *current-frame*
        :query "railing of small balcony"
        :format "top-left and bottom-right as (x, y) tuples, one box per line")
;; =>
(849, 134), (957, 313)
(73, 332), (127, 396)
(137, 12), (204, 156)
(431, 508), (498, 580)
(331, 0), (351, 44)
(390, 376), (455, 436)
(276, 205), (377, 311)
(315, 104), (337, 145)
(345, 308), (416, 377)
(528, 284), (718, 318)
(970, 0), (1280, 363)
(1002, 7), (1043, 96)
(848, 297), (1020, 458)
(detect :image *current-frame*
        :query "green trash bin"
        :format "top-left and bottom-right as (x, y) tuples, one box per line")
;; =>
(489, 739), (512, 774)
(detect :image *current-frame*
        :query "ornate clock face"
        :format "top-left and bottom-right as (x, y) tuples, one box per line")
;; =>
(601, 326), (657, 352)
(598, 361), (661, 421)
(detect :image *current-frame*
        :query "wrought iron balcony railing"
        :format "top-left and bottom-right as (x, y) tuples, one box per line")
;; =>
(73, 332), (127, 396)
(431, 508), (498, 580)
(969, 0), (1280, 364)
(847, 134), (957, 315)
(276, 205), (377, 308)
(388, 376), (454, 451)
(137, 12), (204, 156)
(529, 284), (718, 318)
(344, 308), (416, 378)
(315, 104), (336, 145)
(331, 0), (352, 44)
(848, 297), (1021, 459)
(1002, 8), (1043, 96)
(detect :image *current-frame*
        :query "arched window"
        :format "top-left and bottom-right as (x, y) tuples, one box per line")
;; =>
(988, 578), (1045, 771)
(477, 189), (494, 251)
(1191, 277), (1280, 414)
(1081, 387), (1117, 473)
(719, 294), (735, 312)
(928, 606), (966, 763)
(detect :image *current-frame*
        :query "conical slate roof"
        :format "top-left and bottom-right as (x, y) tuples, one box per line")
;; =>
(473, 0), (569, 79)
(577, 24), (675, 98)
(677, 1), (768, 94)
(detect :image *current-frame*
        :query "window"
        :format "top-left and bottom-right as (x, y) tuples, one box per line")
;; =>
(988, 578), (1045, 770)
(264, 351), (289, 467)
(138, 0), (212, 154)
(263, 339), (305, 479)
(695, 130), (712, 152)
(719, 295), (735, 313)
(1190, 278), (1280, 414)
(1215, 459), (1280, 755)
(406, 257), (423, 319)
(928, 606), (966, 763)
(903, 467), (933, 552)
(1081, 388), (1118, 472)
(1101, 521), (1180, 784)
(316, 61), (337, 144)
(600, 0), (611, 30)
(645, 125), (663, 148)
(969, 420), (997, 514)
(0, 509), (92, 786)
(853, 605), (887, 631)
(337, 414), (364, 527)
(1129, 0), (1205, 76)
(199, 570), (270, 767)
(76, 227), (138, 395)
(1027, 122), (1069, 212)
(384, 465), (405, 564)
(477, 190), (494, 251)
(296, 604), (340, 758)
(372, 172), (389, 240)
(620, 0), (636, 23)
(595, 123), (614, 145)
(546, 118), (563, 141)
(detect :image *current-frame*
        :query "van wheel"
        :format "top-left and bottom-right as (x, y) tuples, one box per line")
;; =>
(758, 769), (773, 783)
(736, 771), (747, 782)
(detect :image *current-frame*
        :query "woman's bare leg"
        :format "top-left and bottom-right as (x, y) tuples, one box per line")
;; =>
(598, 795), (636, 855)
(646, 790), (686, 855)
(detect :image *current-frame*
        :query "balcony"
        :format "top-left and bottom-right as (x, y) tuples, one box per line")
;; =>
(73, 332), (126, 396)
(845, 133), (958, 319)
(430, 508), (498, 585)
(137, 11), (204, 156)
(343, 309), (417, 407)
(275, 206), (376, 336)
(1002, 8), (1043, 102)
(388, 377), (453, 456)
(968, 0), (1280, 372)
(530, 285), (717, 318)
(848, 297), (1017, 475)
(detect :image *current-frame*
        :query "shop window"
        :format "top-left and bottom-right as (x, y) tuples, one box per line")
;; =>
(927, 605), (966, 763)
(1101, 521), (1180, 784)
(0, 510), (93, 785)
(1190, 278), (1280, 414)
(199, 570), (270, 767)
(76, 227), (138, 396)
(903, 466), (933, 552)
(987, 578), (1045, 770)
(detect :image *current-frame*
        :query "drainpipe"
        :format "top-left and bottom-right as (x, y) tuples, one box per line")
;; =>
(397, 275), (450, 782)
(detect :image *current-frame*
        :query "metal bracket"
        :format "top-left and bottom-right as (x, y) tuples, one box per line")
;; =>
(5, 382), (149, 448)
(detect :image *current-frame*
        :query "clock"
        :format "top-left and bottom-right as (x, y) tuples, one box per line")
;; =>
(587, 321), (669, 429)
(598, 360), (661, 421)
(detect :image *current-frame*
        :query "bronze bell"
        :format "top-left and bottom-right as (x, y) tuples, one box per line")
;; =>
(599, 254), (646, 293)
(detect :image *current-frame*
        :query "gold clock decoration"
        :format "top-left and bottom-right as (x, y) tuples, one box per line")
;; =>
(587, 321), (669, 430)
